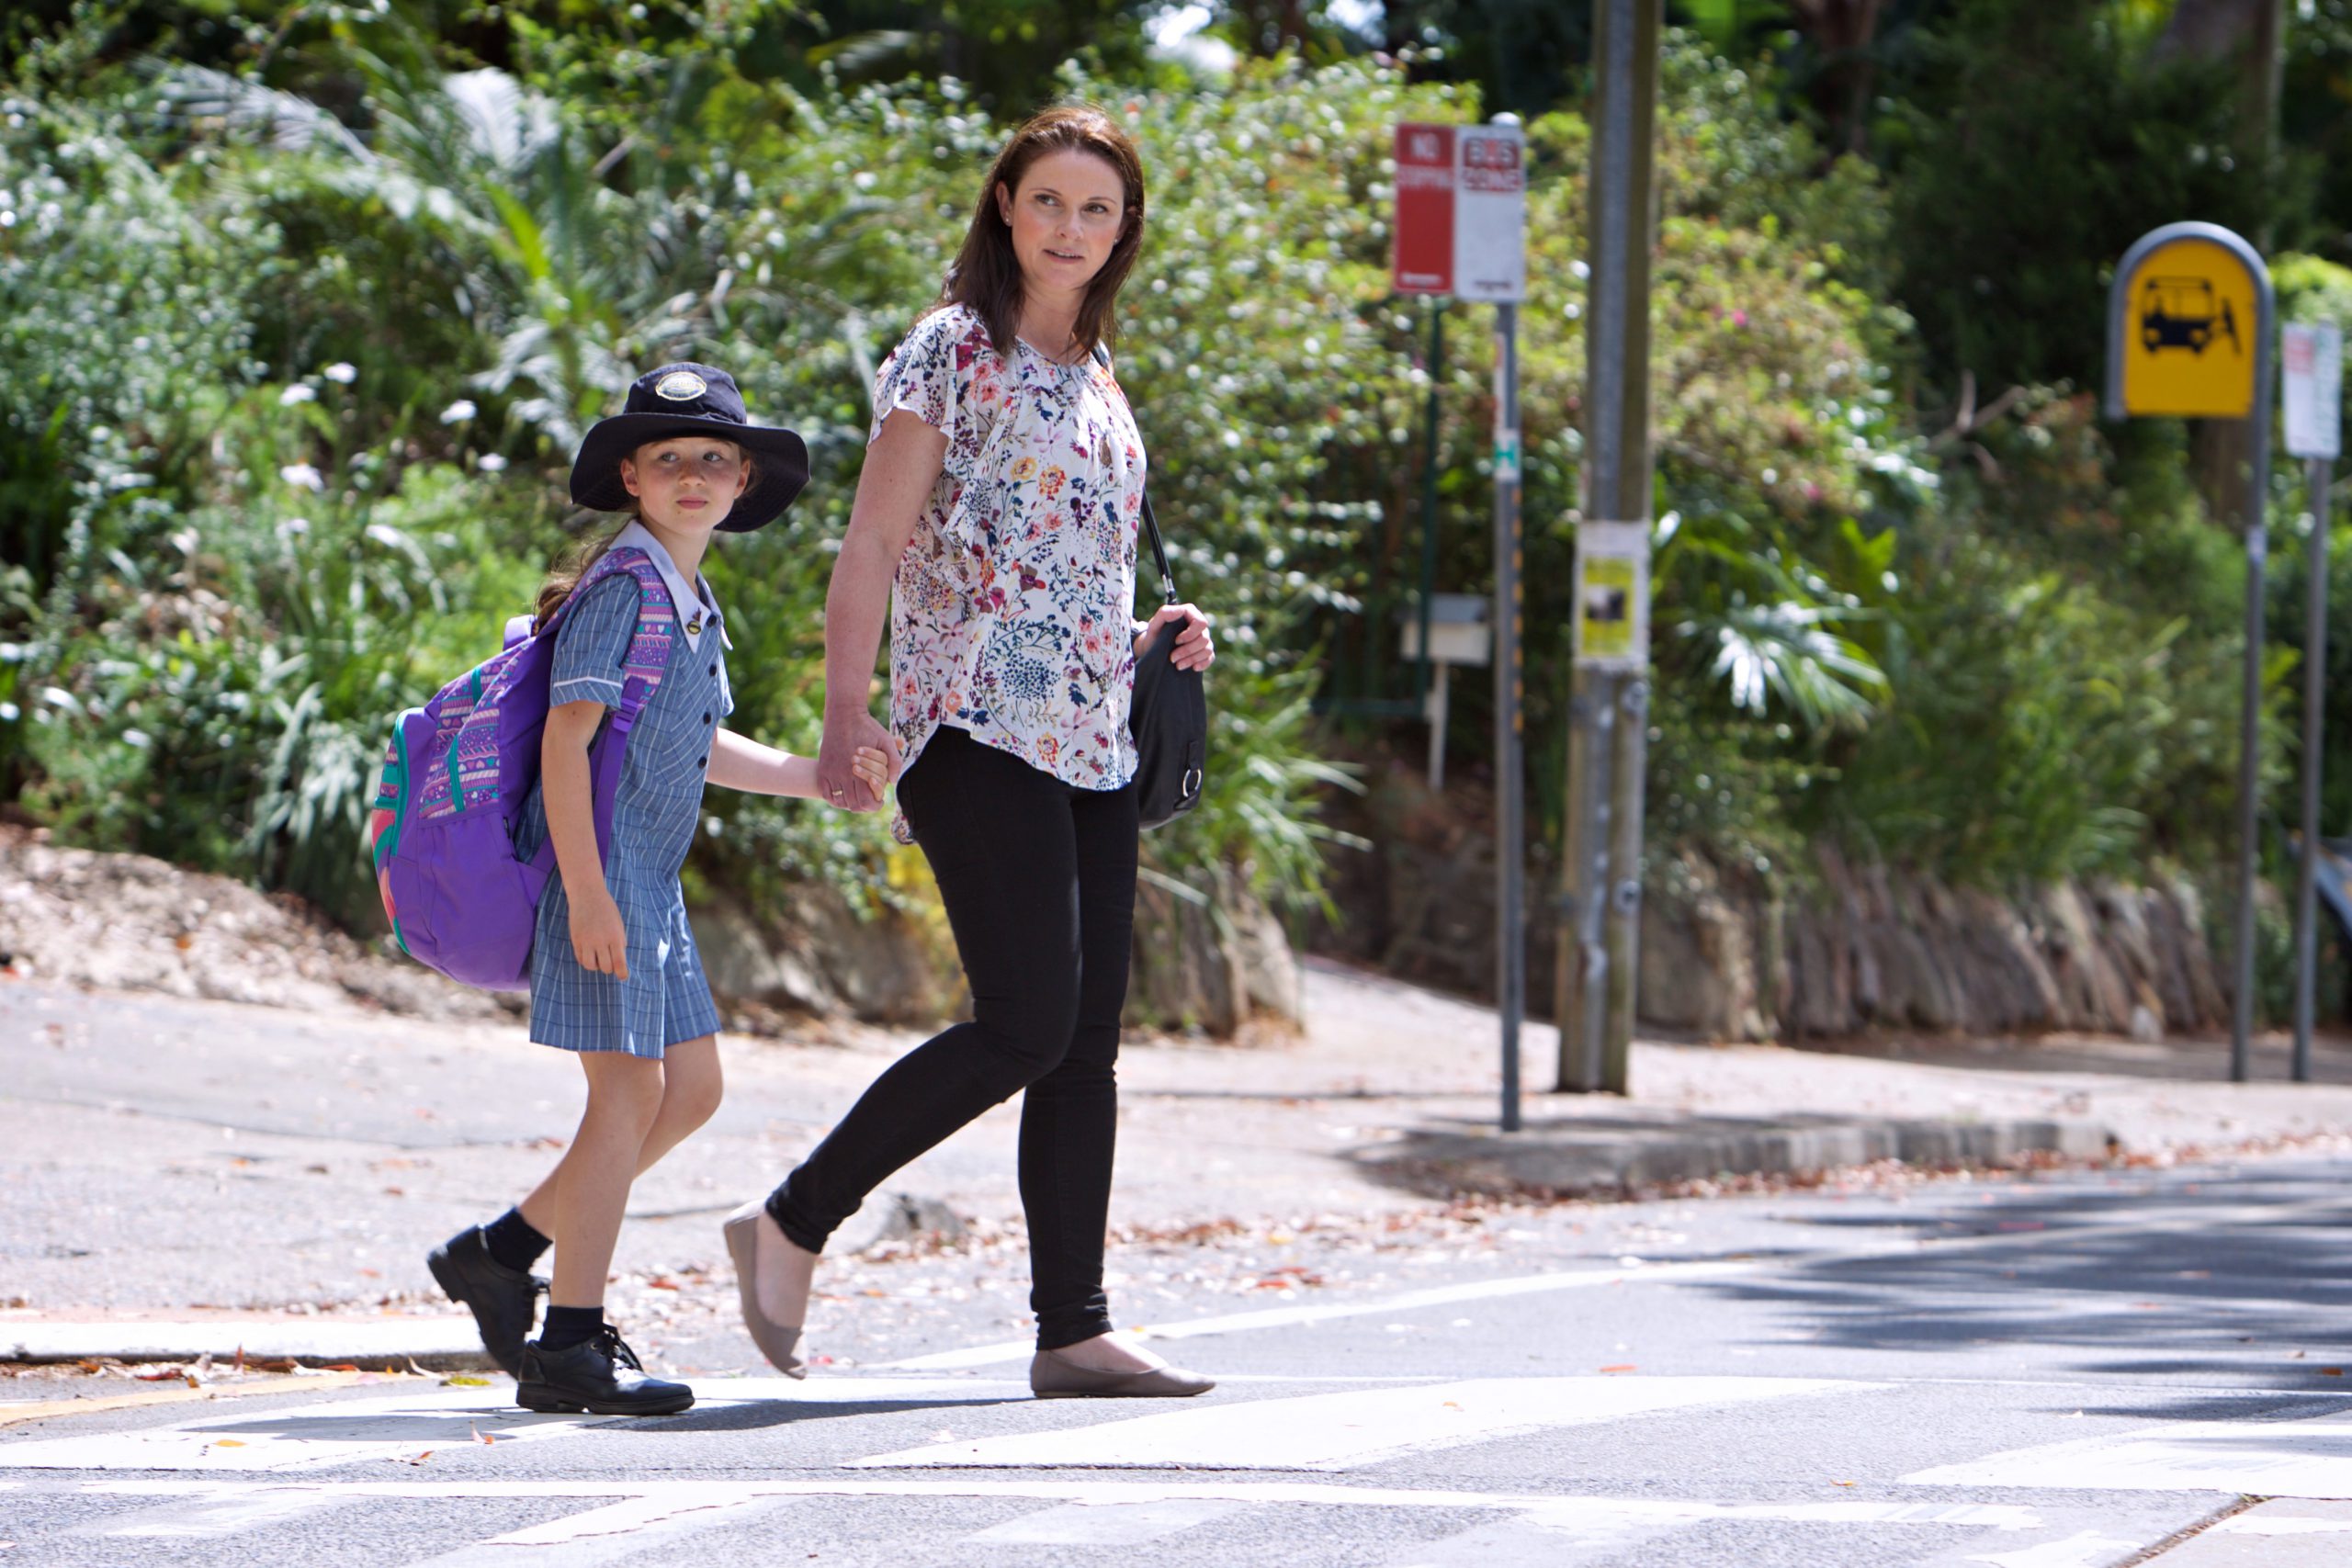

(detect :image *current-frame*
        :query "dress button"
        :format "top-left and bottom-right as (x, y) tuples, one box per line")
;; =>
(702, 712), (712, 725)
(707, 663), (717, 676)
(697, 755), (708, 770)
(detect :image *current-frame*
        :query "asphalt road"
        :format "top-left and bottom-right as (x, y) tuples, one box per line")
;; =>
(10, 1155), (2352, 1565)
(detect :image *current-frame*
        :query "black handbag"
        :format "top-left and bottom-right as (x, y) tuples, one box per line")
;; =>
(1099, 346), (1207, 829)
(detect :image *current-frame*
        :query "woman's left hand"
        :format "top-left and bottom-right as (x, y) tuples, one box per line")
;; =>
(1136, 604), (1216, 671)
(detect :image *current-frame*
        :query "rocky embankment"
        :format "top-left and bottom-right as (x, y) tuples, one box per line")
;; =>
(1311, 764), (2234, 1043)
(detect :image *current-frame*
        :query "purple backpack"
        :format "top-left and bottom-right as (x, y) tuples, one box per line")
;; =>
(365, 547), (677, 990)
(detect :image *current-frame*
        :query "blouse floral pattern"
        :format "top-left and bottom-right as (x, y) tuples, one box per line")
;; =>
(874, 303), (1147, 843)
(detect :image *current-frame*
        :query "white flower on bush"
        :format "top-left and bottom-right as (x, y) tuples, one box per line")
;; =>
(122, 728), (152, 749)
(277, 516), (311, 538)
(477, 453), (508, 472)
(323, 362), (356, 384)
(279, 463), (325, 492)
(440, 399), (477, 423)
(279, 384), (316, 406)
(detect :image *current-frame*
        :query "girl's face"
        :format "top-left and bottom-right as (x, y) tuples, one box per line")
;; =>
(620, 436), (749, 534)
(994, 148), (1129, 309)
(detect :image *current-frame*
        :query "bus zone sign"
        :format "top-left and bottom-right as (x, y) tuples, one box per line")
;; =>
(1393, 122), (1527, 303)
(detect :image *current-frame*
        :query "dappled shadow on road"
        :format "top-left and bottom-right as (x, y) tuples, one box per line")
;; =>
(649, 1395), (1031, 1433)
(169, 1397), (1026, 1445)
(1697, 1168), (2352, 1387)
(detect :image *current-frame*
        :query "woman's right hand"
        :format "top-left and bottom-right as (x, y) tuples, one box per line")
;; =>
(571, 888), (629, 981)
(819, 709), (898, 812)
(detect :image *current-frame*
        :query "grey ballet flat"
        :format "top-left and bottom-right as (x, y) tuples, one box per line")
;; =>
(722, 1198), (807, 1378)
(1030, 1348), (1216, 1399)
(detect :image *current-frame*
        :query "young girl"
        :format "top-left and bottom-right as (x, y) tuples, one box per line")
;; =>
(428, 362), (893, 1416)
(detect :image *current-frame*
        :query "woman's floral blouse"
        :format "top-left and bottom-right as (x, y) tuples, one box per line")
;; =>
(872, 303), (1147, 843)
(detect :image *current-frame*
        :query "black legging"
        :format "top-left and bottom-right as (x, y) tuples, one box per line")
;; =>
(765, 723), (1138, 1350)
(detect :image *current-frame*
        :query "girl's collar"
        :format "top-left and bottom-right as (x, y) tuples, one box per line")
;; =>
(613, 519), (728, 649)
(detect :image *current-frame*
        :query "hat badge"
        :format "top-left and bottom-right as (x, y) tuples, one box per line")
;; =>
(654, 370), (708, 402)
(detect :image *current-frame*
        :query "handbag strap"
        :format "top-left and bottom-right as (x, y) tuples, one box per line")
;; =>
(1092, 344), (1180, 607)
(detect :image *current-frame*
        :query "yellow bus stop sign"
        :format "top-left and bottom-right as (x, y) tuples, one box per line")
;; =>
(2106, 222), (2272, 421)
(2100, 221), (2275, 1087)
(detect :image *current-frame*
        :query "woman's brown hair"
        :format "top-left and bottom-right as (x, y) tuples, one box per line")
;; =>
(534, 446), (756, 629)
(939, 103), (1147, 361)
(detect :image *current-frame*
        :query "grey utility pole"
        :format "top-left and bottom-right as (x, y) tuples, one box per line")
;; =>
(1557, 0), (1659, 1095)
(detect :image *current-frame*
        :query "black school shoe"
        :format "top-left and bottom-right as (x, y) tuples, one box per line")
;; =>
(515, 1325), (694, 1416)
(427, 1224), (546, 1378)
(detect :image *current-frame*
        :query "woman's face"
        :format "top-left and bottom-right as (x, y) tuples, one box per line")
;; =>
(994, 148), (1129, 306)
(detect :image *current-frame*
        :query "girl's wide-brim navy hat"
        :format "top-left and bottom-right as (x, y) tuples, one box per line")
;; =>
(569, 363), (810, 533)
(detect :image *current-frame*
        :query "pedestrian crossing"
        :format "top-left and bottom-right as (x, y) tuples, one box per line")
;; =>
(3, 1372), (2346, 1564)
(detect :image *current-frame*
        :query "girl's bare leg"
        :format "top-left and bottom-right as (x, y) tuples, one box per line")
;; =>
(546, 1053), (665, 1310)
(514, 1036), (722, 1236)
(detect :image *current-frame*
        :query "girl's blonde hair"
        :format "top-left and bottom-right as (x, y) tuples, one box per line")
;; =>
(534, 445), (755, 629)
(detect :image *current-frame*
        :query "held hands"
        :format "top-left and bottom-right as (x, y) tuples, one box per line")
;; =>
(847, 745), (891, 801)
(571, 888), (630, 982)
(1135, 604), (1216, 671)
(818, 710), (902, 812)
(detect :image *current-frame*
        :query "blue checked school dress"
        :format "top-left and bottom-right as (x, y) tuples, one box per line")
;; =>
(513, 541), (734, 1057)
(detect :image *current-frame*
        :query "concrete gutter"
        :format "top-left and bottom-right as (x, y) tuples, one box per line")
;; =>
(1361, 1114), (2118, 1196)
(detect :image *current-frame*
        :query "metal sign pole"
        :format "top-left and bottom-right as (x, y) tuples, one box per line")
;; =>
(1496, 299), (1525, 1134)
(1392, 114), (1526, 1129)
(2233, 501), (2268, 1084)
(2235, 286), (2277, 1086)
(2296, 454), (2331, 1083)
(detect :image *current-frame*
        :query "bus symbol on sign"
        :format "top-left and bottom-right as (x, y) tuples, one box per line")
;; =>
(2140, 275), (2240, 356)
(1406, 130), (1443, 164)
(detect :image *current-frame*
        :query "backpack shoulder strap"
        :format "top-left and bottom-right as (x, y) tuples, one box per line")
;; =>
(1091, 344), (1179, 606)
(564, 547), (678, 728)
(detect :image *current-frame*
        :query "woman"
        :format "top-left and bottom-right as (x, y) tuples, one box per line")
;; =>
(722, 104), (1218, 1398)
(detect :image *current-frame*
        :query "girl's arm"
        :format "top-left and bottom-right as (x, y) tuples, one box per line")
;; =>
(542, 698), (629, 980)
(707, 728), (897, 800)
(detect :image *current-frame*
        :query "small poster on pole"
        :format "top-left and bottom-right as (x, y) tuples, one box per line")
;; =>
(2284, 321), (2343, 461)
(1574, 522), (1649, 671)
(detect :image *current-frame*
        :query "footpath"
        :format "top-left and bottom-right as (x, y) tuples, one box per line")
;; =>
(10, 941), (2352, 1380)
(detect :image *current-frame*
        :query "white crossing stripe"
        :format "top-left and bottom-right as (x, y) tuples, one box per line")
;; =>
(1379, 1506), (1688, 1567)
(0, 1377), (1023, 1472)
(73, 1485), (356, 1539)
(964, 1498), (1244, 1545)
(56, 1475), (2060, 1519)
(2205, 1501), (2352, 1535)
(885, 1261), (1760, 1371)
(853, 1375), (1867, 1471)
(401, 1489), (805, 1566)
(1905, 1408), (2352, 1500)
(1957, 1531), (2159, 1568)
